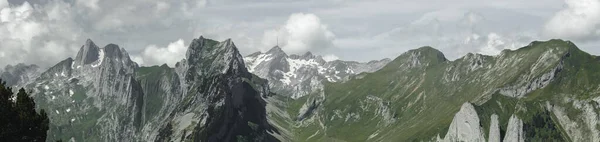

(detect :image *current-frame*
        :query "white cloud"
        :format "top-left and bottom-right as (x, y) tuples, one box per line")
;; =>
(135, 39), (187, 67)
(0, 0), (7, 9)
(262, 13), (335, 54)
(155, 1), (170, 13)
(0, 1), (81, 68)
(0, 0), (588, 68)
(77, 0), (99, 11)
(322, 54), (339, 61)
(345, 9), (539, 60)
(543, 0), (600, 41)
(459, 32), (533, 56)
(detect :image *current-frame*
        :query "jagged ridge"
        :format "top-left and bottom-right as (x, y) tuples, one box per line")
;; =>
(21, 36), (275, 141)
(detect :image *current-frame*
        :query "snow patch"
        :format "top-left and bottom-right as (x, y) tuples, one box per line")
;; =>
(66, 108), (71, 112)
(280, 58), (320, 85)
(91, 48), (105, 68)
(244, 54), (273, 72)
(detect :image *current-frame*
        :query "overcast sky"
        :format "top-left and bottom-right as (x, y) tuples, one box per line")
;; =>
(1, 0), (599, 68)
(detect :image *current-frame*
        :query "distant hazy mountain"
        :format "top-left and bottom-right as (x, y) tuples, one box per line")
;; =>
(0, 63), (41, 87)
(244, 46), (390, 99)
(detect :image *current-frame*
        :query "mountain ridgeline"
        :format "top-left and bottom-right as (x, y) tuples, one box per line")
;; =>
(5, 36), (275, 141)
(3, 37), (600, 141)
(264, 39), (600, 141)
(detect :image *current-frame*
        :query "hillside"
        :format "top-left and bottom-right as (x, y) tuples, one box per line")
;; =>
(274, 39), (600, 141)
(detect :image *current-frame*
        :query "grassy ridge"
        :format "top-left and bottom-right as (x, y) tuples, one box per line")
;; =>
(280, 39), (600, 141)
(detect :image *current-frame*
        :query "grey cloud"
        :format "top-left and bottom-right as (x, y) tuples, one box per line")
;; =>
(543, 0), (600, 42)
(2, 0), (597, 70)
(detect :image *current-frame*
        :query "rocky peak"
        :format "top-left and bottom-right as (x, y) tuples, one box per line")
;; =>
(74, 39), (100, 67)
(389, 46), (447, 69)
(286, 51), (326, 64)
(170, 36), (273, 141)
(70, 39), (138, 71)
(411, 46), (447, 62)
(367, 58), (392, 65)
(520, 39), (580, 53)
(302, 51), (315, 58)
(103, 44), (124, 59)
(39, 58), (73, 80)
(266, 46), (287, 57)
(180, 36), (248, 77)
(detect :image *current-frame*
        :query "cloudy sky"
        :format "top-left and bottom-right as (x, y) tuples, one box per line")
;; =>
(1, 0), (599, 68)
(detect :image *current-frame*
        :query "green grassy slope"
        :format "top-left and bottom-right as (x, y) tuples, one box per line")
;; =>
(279, 39), (600, 141)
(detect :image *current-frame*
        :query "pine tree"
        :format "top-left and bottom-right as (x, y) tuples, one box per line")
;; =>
(0, 79), (50, 141)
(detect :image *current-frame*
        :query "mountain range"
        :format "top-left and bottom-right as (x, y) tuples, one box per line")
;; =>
(2, 37), (600, 142)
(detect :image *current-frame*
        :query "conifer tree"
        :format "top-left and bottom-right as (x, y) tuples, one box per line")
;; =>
(0, 79), (50, 141)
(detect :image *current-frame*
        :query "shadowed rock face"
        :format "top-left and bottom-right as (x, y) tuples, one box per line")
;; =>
(74, 39), (100, 66)
(170, 36), (274, 141)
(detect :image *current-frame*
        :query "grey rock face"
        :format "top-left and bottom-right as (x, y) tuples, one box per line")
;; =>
(489, 114), (501, 142)
(25, 37), (273, 141)
(73, 39), (101, 67)
(438, 103), (485, 142)
(0, 63), (41, 87)
(504, 115), (524, 142)
(27, 39), (143, 141)
(160, 36), (273, 141)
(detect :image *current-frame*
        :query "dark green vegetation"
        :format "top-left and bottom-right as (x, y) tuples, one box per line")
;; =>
(475, 94), (565, 141)
(276, 39), (600, 141)
(0, 79), (50, 141)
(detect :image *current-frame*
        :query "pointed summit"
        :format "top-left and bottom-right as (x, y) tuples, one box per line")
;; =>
(74, 39), (100, 66)
(266, 46), (287, 57)
(103, 44), (124, 59)
(302, 51), (314, 58)
(182, 36), (247, 75)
